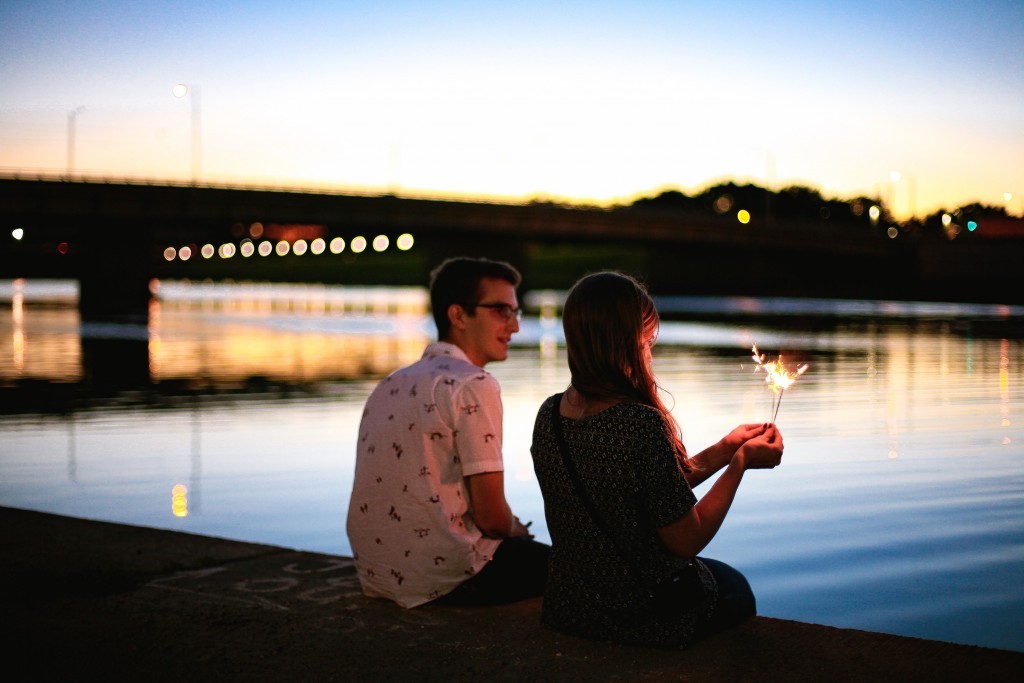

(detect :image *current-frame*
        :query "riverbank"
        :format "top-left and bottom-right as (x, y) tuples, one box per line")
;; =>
(4, 506), (1021, 682)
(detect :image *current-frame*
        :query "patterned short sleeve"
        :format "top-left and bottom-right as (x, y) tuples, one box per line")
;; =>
(632, 407), (697, 528)
(451, 372), (504, 476)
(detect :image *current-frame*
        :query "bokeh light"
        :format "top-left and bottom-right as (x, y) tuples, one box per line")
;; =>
(372, 235), (389, 252)
(396, 233), (414, 250)
(351, 236), (367, 253)
(330, 237), (346, 254)
(171, 484), (188, 517)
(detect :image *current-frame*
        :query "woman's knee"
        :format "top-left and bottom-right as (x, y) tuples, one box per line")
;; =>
(699, 557), (756, 623)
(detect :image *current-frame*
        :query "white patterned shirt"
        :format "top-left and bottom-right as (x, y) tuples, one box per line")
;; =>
(346, 342), (505, 607)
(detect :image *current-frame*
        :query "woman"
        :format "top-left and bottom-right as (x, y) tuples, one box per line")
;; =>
(530, 272), (784, 648)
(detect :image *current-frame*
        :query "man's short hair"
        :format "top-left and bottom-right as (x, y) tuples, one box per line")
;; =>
(429, 257), (522, 340)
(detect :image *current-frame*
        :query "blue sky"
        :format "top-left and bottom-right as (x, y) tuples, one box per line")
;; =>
(2, 1), (1022, 218)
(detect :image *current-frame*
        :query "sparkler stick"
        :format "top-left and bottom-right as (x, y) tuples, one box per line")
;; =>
(751, 344), (809, 423)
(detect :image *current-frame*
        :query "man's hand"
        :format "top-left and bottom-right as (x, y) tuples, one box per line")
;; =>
(466, 471), (520, 538)
(510, 516), (534, 538)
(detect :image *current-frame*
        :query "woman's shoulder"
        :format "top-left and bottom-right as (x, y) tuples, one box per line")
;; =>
(538, 393), (562, 411)
(536, 394), (663, 428)
(605, 401), (663, 422)
(534, 393), (563, 423)
(560, 401), (663, 434)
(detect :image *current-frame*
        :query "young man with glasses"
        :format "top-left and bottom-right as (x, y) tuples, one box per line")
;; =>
(347, 257), (549, 607)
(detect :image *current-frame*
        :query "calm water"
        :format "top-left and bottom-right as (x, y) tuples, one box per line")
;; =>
(1, 280), (1023, 652)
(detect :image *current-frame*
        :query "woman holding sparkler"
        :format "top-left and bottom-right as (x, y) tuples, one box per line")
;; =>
(530, 271), (784, 648)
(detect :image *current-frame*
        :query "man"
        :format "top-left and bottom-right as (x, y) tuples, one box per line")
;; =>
(347, 257), (549, 607)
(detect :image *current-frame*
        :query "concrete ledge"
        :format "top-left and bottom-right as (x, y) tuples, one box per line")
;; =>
(3, 506), (1021, 681)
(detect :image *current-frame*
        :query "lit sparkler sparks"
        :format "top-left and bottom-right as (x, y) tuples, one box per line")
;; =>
(751, 344), (809, 423)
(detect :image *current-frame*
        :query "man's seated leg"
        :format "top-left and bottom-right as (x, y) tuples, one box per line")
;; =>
(431, 537), (550, 606)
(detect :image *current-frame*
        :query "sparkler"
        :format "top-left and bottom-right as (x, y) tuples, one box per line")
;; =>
(751, 344), (809, 423)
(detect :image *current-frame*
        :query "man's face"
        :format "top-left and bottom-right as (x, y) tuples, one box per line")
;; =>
(459, 277), (520, 367)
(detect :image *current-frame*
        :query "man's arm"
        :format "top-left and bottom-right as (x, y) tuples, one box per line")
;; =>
(465, 471), (531, 538)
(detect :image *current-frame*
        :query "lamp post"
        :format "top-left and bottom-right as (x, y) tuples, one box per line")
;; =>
(66, 106), (85, 175)
(172, 83), (201, 182)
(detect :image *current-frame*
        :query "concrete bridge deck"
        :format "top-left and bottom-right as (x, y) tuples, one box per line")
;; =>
(3, 177), (1023, 312)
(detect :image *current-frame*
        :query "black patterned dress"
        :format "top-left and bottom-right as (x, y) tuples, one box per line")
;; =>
(530, 394), (718, 647)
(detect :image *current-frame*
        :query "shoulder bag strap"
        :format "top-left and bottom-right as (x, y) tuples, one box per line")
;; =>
(549, 394), (647, 580)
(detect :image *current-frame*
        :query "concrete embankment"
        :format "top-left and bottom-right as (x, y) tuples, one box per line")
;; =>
(4, 506), (1021, 682)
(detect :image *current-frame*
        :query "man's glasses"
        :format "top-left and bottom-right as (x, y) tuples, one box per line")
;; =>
(464, 302), (522, 322)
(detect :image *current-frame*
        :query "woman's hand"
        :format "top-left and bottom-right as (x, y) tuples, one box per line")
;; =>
(689, 423), (774, 488)
(667, 426), (783, 558)
(722, 423), (769, 451)
(734, 424), (784, 470)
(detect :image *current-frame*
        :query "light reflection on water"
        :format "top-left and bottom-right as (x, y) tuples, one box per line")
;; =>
(0, 280), (1022, 652)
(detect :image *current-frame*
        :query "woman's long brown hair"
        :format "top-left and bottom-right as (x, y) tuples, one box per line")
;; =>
(562, 271), (693, 472)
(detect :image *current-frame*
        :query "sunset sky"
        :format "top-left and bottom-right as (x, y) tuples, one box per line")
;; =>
(2, 0), (1022, 219)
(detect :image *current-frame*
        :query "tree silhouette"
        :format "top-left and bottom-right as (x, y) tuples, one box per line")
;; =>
(622, 182), (1022, 240)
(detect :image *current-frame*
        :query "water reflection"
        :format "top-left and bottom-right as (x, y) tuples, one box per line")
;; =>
(2, 282), (1021, 465)
(0, 281), (433, 409)
(185, 399), (202, 515)
(2, 281), (1022, 468)
(66, 413), (77, 481)
(148, 297), (428, 385)
(172, 484), (188, 517)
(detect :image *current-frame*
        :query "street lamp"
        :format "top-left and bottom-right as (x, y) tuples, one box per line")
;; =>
(172, 83), (201, 182)
(66, 106), (85, 175)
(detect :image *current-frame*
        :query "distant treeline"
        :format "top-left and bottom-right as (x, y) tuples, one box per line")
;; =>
(604, 182), (1021, 241)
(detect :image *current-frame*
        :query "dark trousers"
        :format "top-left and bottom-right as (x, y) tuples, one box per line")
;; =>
(431, 536), (550, 606)
(693, 557), (757, 639)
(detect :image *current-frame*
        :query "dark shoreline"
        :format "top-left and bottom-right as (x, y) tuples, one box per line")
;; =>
(4, 506), (1022, 681)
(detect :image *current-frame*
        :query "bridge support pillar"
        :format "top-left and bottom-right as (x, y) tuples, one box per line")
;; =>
(75, 220), (153, 323)
(78, 274), (152, 322)
(75, 220), (154, 390)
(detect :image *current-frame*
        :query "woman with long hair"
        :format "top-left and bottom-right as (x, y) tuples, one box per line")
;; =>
(530, 271), (784, 647)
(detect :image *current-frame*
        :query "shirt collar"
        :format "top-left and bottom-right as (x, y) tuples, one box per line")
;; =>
(422, 341), (475, 366)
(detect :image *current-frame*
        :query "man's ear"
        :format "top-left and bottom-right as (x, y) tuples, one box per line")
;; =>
(447, 303), (467, 331)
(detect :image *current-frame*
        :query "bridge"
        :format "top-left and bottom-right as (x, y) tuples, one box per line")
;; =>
(1, 176), (1019, 320)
